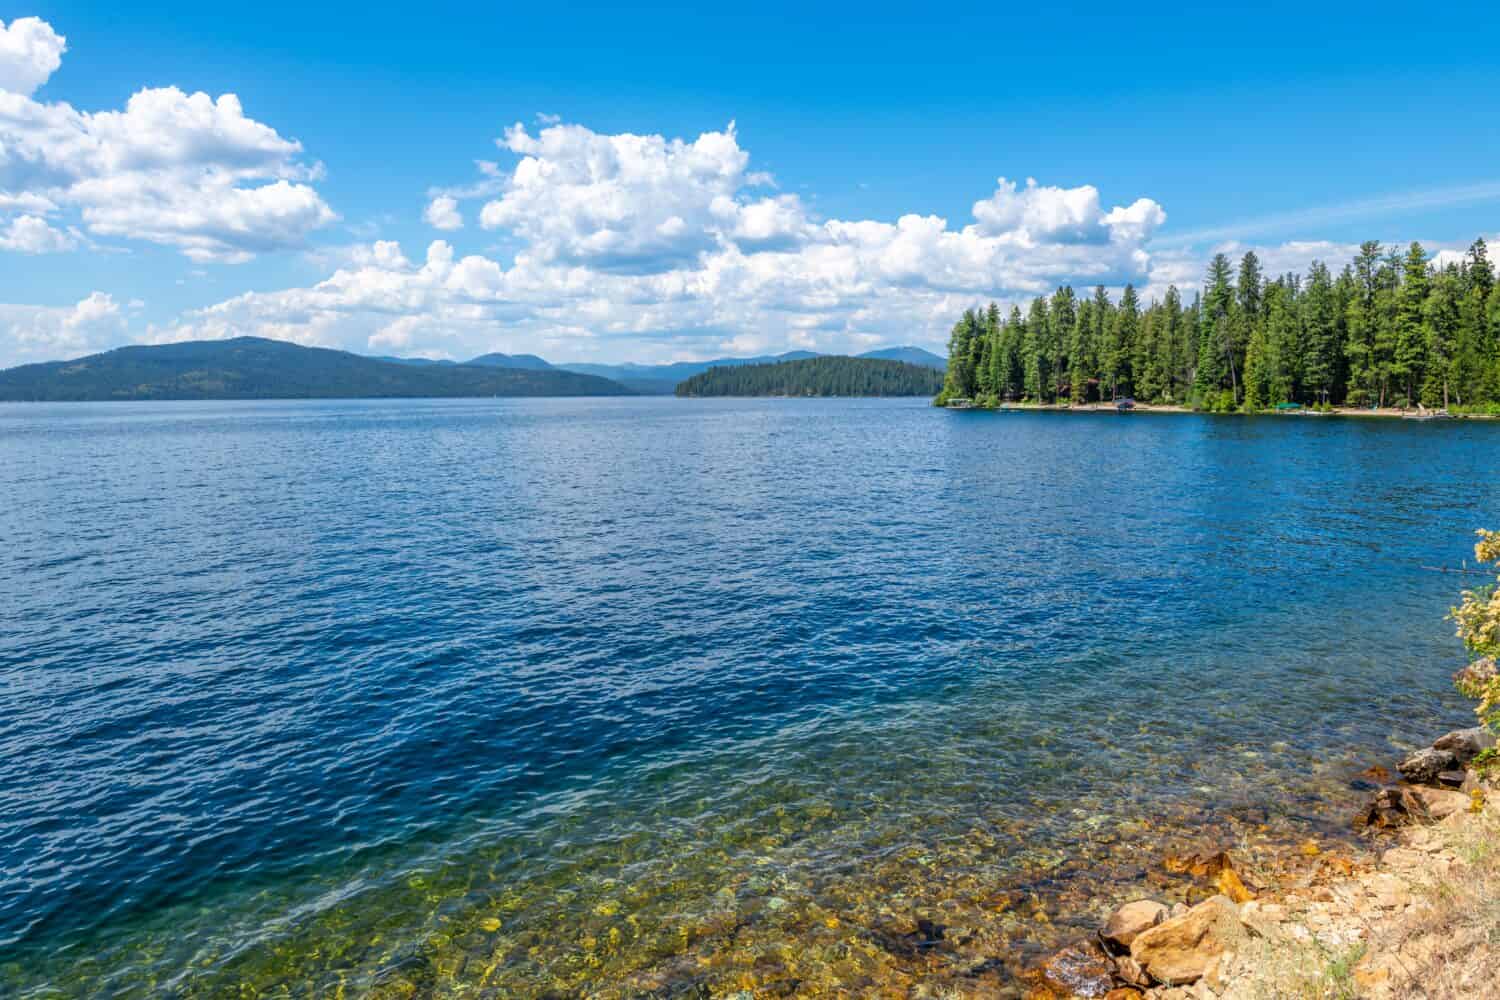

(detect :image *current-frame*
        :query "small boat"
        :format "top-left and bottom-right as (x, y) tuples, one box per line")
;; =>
(1403, 406), (1451, 421)
(1114, 398), (1136, 411)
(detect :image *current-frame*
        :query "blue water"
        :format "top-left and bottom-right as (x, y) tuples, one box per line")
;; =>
(1, 397), (1495, 996)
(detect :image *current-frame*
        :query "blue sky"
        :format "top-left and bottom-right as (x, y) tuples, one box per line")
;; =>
(2, 1), (1499, 367)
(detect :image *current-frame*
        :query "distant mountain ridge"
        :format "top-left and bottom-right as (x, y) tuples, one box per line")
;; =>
(370, 346), (945, 394)
(0, 338), (632, 402)
(1, 340), (946, 402)
(466, 352), (554, 371)
(854, 346), (947, 369)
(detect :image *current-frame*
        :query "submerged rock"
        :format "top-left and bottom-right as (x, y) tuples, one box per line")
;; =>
(1129, 894), (1245, 986)
(1037, 940), (1115, 998)
(1432, 727), (1496, 767)
(1397, 748), (1459, 785)
(1100, 900), (1168, 952)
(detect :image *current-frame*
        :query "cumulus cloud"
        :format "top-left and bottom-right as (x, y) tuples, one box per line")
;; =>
(477, 121), (793, 272)
(424, 194), (463, 230)
(137, 120), (1182, 362)
(0, 18), (334, 261)
(0, 291), (123, 367)
(971, 177), (1166, 246)
(0, 213), (75, 252)
(0, 16), (65, 97)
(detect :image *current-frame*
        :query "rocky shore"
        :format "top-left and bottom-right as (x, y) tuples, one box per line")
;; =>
(1026, 727), (1498, 999)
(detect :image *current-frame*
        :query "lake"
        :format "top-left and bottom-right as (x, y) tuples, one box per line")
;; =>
(1, 397), (1496, 996)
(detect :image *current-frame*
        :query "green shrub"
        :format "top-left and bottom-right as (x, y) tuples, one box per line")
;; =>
(1452, 530), (1500, 765)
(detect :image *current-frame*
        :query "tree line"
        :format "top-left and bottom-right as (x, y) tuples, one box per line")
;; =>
(677, 356), (944, 397)
(936, 238), (1500, 412)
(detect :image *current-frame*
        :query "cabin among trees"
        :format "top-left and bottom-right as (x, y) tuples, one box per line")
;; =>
(935, 239), (1500, 413)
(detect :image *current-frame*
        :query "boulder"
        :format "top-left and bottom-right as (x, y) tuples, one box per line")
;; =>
(1357, 786), (1432, 829)
(1398, 747), (1459, 785)
(1433, 727), (1496, 766)
(1129, 894), (1245, 986)
(1101, 900), (1169, 952)
(1412, 785), (1470, 820)
(1437, 769), (1468, 788)
(1037, 940), (1115, 998)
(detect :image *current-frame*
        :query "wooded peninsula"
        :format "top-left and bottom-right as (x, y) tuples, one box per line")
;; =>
(677, 356), (943, 397)
(936, 238), (1500, 413)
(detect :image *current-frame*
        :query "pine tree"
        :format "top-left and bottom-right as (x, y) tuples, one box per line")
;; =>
(1343, 242), (1382, 405)
(1106, 285), (1139, 399)
(1050, 287), (1077, 400)
(1468, 238), (1495, 300)
(1024, 297), (1051, 401)
(1091, 286), (1112, 399)
(1070, 300), (1094, 403)
(1134, 304), (1162, 402)
(1301, 262), (1339, 404)
(1243, 316), (1270, 410)
(1393, 242), (1430, 406)
(1487, 286), (1500, 403)
(1000, 306), (1026, 401)
(984, 302), (1002, 402)
(940, 312), (975, 399)
(969, 309), (990, 400)
(1273, 280), (1303, 403)
(1421, 270), (1461, 408)
(1159, 286), (1185, 403)
(1195, 254), (1235, 404)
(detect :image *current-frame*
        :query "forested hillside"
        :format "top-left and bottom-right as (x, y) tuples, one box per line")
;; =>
(937, 238), (1500, 411)
(677, 356), (943, 397)
(0, 337), (631, 401)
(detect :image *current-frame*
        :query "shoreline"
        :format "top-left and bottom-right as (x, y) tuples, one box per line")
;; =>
(947, 401), (1500, 421)
(1024, 728), (1499, 999)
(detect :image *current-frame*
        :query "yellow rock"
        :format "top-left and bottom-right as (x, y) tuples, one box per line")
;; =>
(1215, 865), (1254, 904)
(1299, 839), (1320, 857)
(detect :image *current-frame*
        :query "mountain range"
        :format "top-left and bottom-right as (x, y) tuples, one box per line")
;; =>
(0, 339), (946, 402)
(0, 338), (630, 402)
(435, 345), (946, 394)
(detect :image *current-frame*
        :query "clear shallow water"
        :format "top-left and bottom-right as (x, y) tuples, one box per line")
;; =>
(0, 397), (1495, 997)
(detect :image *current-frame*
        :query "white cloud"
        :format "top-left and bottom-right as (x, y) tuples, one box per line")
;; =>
(423, 194), (463, 230)
(0, 16), (65, 97)
(0, 213), (75, 252)
(971, 177), (1165, 245)
(138, 120), (1178, 362)
(0, 18), (334, 261)
(476, 121), (775, 272)
(0, 291), (122, 367)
